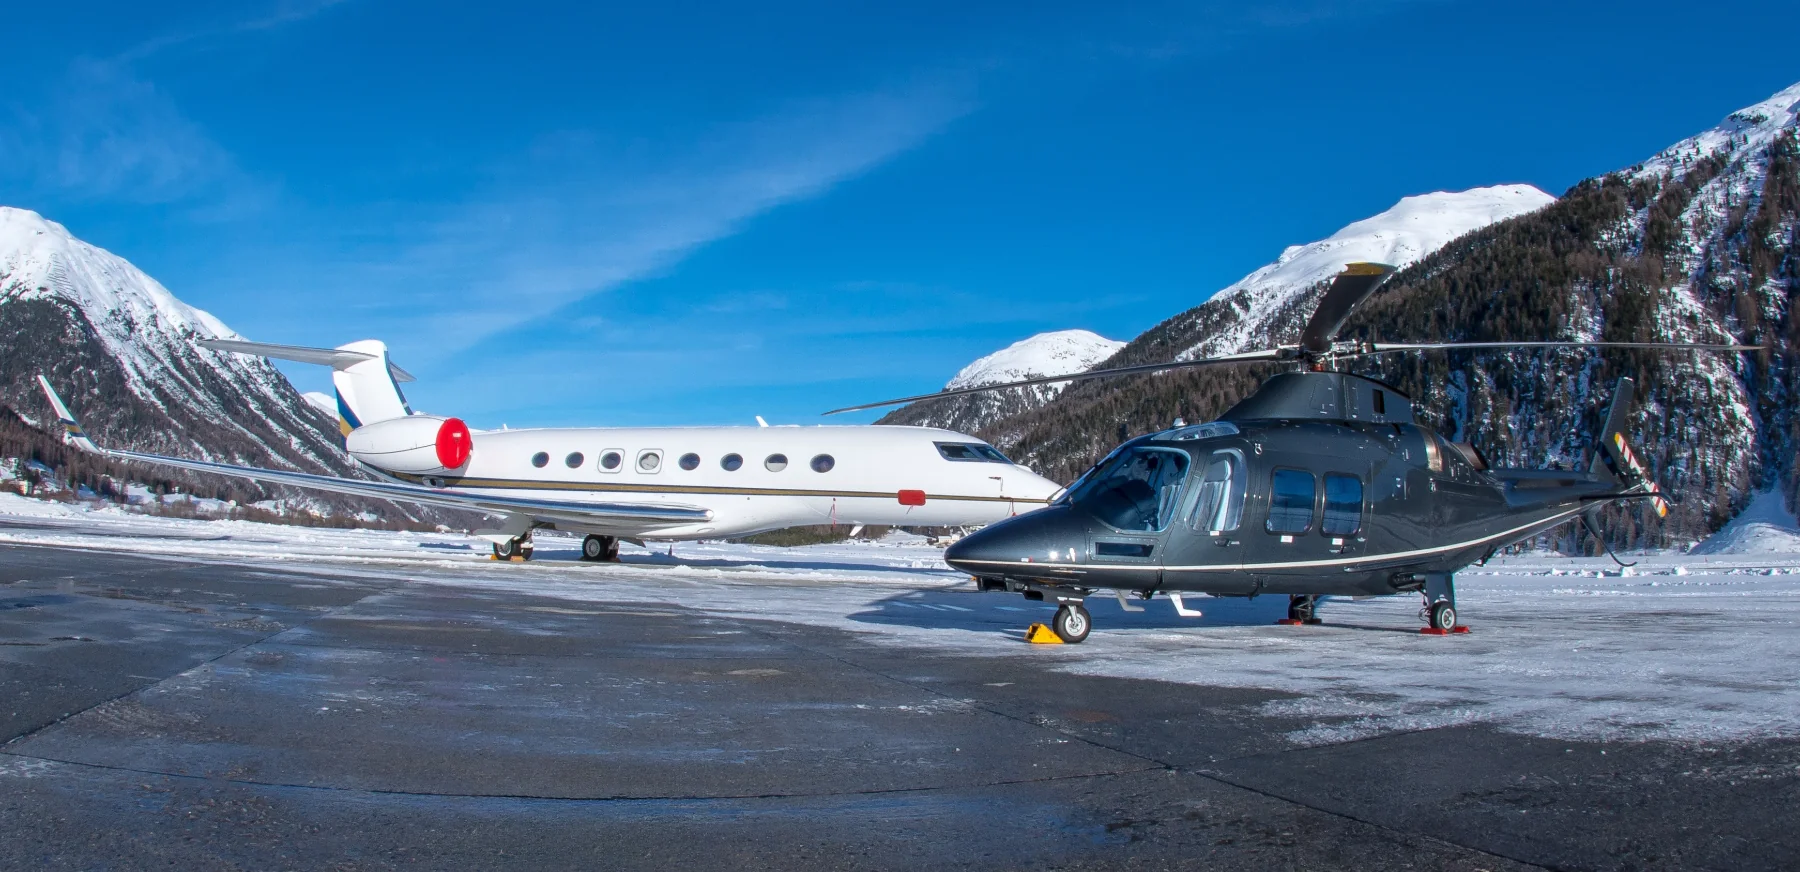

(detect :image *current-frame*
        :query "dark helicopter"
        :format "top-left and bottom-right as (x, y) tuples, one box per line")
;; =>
(827, 263), (1756, 642)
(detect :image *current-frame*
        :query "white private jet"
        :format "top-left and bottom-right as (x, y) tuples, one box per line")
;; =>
(36, 339), (1062, 561)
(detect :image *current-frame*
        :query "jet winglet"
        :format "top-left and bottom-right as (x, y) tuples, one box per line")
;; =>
(35, 375), (101, 454)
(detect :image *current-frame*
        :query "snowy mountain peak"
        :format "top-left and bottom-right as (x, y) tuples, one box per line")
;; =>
(1176, 184), (1555, 360)
(946, 329), (1126, 390)
(0, 207), (237, 343)
(1636, 79), (1800, 179)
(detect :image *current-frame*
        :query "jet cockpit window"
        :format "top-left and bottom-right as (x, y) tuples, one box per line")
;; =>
(1064, 447), (1191, 532)
(1185, 449), (1246, 533)
(1266, 469), (1316, 534)
(935, 442), (1011, 463)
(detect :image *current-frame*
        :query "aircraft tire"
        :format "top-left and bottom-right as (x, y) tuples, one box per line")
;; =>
(493, 539), (516, 560)
(580, 535), (620, 562)
(1428, 602), (1457, 631)
(1052, 603), (1091, 644)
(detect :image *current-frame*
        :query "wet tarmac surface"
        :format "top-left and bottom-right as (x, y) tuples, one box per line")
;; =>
(2, 542), (1796, 870)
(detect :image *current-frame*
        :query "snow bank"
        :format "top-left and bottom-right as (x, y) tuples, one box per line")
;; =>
(1692, 489), (1800, 555)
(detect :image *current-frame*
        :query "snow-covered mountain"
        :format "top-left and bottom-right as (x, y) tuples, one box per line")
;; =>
(946, 329), (1127, 392)
(1173, 185), (1556, 360)
(881, 330), (1125, 433)
(976, 79), (1800, 547)
(0, 207), (422, 521)
(882, 185), (1554, 434)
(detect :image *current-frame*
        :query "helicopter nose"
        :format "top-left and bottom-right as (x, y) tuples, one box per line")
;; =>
(945, 505), (1088, 575)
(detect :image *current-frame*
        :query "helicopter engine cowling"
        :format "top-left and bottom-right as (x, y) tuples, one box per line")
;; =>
(345, 415), (473, 473)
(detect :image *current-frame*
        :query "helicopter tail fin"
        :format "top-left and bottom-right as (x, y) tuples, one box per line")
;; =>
(1588, 377), (1669, 518)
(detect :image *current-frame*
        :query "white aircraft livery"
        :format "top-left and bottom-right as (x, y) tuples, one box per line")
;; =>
(37, 339), (1063, 561)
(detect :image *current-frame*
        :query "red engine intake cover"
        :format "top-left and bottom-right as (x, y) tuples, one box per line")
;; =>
(435, 418), (472, 469)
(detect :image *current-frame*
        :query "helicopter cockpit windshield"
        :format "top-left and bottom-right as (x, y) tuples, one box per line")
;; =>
(1063, 447), (1191, 532)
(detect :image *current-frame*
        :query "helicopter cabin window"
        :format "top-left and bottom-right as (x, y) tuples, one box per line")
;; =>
(1063, 446), (1190, 532)
(1266, 469), (1316, 534)
(1322, 473), (1363, 536)
(1186, 449), (1246, 533)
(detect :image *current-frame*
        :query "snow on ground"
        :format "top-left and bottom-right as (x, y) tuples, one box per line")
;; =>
(1692, 489), (1800, 555)
(2, 492), (1798, 747)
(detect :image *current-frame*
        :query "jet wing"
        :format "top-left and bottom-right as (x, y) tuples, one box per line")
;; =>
(35, 376), (711, 532)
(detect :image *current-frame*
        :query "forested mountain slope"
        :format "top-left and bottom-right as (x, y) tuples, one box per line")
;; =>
(958, 82), (1800, 548)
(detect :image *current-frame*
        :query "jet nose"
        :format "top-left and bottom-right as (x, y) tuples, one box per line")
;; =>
(945, 505), (1087, 576)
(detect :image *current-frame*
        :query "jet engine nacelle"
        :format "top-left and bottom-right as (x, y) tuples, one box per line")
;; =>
(345, 415), (472, 474)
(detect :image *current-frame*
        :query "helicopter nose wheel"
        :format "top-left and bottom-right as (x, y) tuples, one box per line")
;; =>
(580, 534), (620, 562)
(1051, 603), (1091, 643)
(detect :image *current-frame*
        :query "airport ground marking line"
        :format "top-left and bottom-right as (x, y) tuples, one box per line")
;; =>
(0, 747), (1163, 802)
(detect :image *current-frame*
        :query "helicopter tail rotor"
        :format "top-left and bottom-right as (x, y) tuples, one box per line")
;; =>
(1586, 377), (1670, 518)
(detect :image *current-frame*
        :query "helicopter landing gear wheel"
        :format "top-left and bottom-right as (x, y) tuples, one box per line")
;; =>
(1287, 595), (1322, 624)
(1051, 603), (1091, 644)
(1428, 601), (1457, 631)
(581, 535), (619, 562)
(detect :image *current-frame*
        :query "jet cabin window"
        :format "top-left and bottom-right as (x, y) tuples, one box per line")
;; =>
(1186, 450), (1246, 533)
(1266, 469), (1315, 534)
(1065, 447), (1190, 532)
(935, 442), (1011, 463)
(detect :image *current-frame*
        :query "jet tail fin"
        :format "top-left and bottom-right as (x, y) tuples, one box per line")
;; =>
(200, 338), (414, 434)
(1588, 377), (1669, 518)
(36, 375), (102, 454)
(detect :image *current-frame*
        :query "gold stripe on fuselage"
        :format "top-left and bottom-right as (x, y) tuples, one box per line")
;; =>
(388, 473), (1046, 504)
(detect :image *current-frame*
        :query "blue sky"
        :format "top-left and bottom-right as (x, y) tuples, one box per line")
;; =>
(4, 1), (1797, 428)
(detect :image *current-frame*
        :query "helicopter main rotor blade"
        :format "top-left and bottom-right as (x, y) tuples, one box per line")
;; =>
(1357, 340), (1761, 355)
(1298, 262), (1397, 355)
(821, 348), (1286, 415)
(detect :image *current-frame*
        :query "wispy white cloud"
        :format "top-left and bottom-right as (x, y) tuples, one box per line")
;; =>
(386, 80), (976, 355)
(0, 59), (250, 208)
(0, 1), (349, 211)
(116, 0), (354, 63)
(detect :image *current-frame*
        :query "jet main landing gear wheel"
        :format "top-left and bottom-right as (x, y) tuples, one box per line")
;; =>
(1051, 603), (1091, 644)
(581, 535), (620, 562)
(493, 535), (534, 561)
(1428, 601), (1457, 631)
